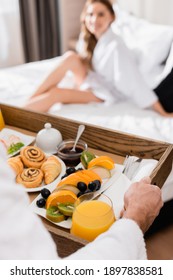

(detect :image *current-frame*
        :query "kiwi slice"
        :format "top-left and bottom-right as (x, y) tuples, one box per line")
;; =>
(46, 206), (65, 223)
(58, 203), (75, 216)
(80, 150), (96, 168)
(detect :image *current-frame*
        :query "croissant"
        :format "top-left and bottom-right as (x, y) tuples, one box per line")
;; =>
(7, 156), (24, 175)
(41, 156), (62, 184)
(16, 168), (44, 188)
(20, 146), (46, 168)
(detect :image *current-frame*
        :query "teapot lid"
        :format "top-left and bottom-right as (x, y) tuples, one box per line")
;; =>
(36, 123), (62, 154)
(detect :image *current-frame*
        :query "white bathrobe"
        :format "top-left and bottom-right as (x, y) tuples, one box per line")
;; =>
(78, 28), (158, 108)
(0, 143), (146, 260)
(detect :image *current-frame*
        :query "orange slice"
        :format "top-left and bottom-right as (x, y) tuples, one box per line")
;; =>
(46, 190), (77, 209)
(57, 169), (102, 188)
(79, 170), (102, 182)
(57, 172), (87, 187)
(88, 156), (114, 170)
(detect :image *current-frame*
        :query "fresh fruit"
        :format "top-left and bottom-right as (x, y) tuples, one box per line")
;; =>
(88, 156), (114, 170)
(93, 180), (101, 191)
(89, 166), (111, 179)
(77, 169), (102, 183)
(80, 150), (96, 168)
(46, 190), (77, 209)
(58, 173), (82, 187)
(77, 182), (87, 192)
(58, 203), (75, 216)
(36, 198), (46, 208)
(46, 206), (65, 223)
(57, 169), (102, 188)
(88, 181), (97, 192)
(41, 188), (51, 199)
(66, 167), (76, 175)
(56, 184), (80, 196)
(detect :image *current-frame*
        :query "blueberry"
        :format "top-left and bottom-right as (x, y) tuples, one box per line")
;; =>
(93, 180), (101, 191)
(88, 181), (97, 192)
(41, 188), (51, 199)
(36, 198), (46, 208)
(66, 167), (76, 175)
(77, 182), (87, 192)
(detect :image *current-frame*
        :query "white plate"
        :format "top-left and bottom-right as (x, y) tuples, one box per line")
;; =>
(0, 128), (35, 157)
(29, 163), (129, 229)
(25, 156), (66, 193)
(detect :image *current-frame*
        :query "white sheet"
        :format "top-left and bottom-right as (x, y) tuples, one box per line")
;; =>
(112, 3), (173, 88)
(1, 54), (173, 144)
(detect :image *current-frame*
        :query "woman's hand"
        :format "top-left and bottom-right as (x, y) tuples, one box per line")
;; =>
(152, 101), (173, 117)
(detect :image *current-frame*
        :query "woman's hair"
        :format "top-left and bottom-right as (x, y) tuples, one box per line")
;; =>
(80, 0), (115, 68)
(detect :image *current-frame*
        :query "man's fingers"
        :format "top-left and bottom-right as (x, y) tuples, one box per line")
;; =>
(120, 209), (125, 218)
(140, 176), (151, 184)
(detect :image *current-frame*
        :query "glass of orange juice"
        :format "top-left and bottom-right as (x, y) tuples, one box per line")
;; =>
(0, 109), (5, 131)
(71, 193), (115, 242)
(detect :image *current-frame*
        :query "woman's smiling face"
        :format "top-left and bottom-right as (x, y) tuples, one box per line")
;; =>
(84, 2), (115, 39)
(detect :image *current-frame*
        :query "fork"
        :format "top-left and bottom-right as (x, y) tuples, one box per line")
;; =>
(122, 155), (134, 174)
(123, 156), (142, 180)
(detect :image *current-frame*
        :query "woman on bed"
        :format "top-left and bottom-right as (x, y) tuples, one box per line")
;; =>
(24, 0), (173, 118)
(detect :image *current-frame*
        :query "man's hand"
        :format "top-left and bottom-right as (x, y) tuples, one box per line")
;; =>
(121, 177), (163, 233)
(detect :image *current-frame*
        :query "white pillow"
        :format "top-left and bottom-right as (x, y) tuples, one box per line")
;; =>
(112, 4), (173, 73)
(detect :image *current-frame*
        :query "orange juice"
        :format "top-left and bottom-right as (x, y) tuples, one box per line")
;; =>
(0, 109), (5, 130)
(71, 200), (115, 241)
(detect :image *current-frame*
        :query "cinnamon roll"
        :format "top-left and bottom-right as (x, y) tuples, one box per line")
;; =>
(7, 155), (24, 175)
(16, 168), (44, 188)
(20, 146), (46, 168)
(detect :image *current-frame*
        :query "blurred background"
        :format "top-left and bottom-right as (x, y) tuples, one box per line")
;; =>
(0, 0), (173, 68)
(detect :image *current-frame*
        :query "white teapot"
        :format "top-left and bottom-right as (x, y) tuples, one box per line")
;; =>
(36, 123), (62, 154)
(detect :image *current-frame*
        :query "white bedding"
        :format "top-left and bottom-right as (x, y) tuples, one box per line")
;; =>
(1, 55), (173, 144)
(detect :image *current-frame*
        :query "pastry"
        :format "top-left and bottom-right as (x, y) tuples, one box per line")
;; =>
(20, 146), (46, 168)
(16, 168), (44, 188)
(41, 156), (61, 184)
(7, 156), (24, 175)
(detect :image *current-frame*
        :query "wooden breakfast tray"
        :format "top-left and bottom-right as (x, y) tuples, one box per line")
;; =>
(1, 103), (173, 257)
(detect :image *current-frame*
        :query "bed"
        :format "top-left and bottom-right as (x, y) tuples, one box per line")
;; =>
(1, 5), (173, 143)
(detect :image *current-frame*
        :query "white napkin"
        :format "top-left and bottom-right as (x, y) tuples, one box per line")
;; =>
(103, 169), (131, 219)
(131, 158), (158, 183)
(130, 158), (173, 202)
(102, 160), (158, 219)
(104, 157), (162, 219)
(121, 157), (173, 202)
